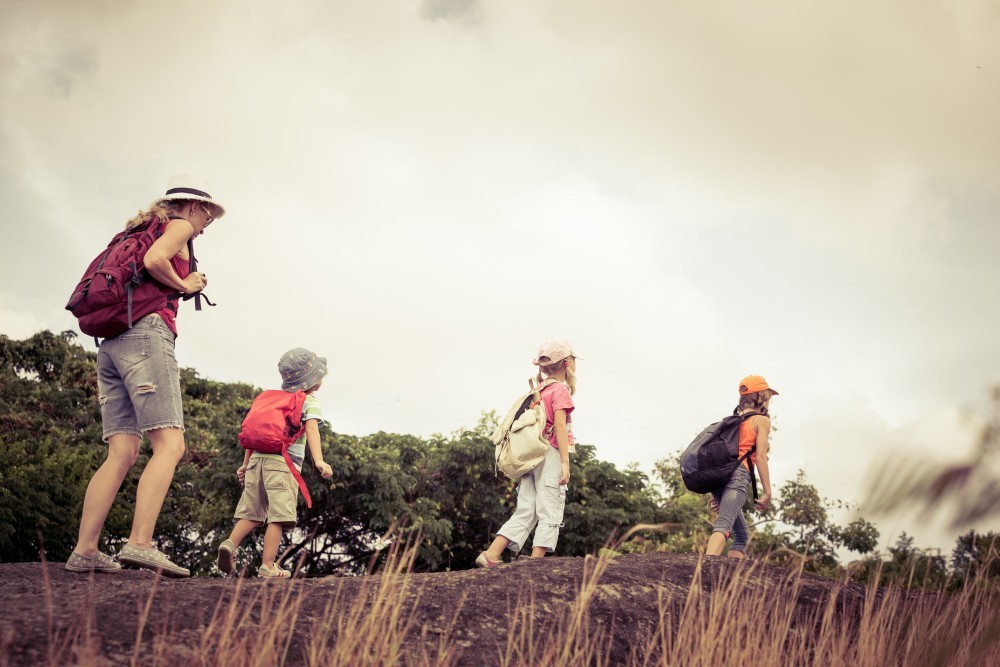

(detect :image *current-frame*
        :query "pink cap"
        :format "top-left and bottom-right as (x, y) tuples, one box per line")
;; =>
(533, 338), (578, 366)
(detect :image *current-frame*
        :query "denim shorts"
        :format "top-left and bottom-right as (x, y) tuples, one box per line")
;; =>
(97, 314), (184, 442)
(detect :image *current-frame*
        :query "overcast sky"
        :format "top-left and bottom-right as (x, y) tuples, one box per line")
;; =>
(2, 0), (998, 554)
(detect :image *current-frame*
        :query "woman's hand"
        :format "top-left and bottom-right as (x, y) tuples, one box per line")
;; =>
(709, 497), (720, 513)
(182, 272), (207, 295)
(755, 492), (772, 512)
(559, 461), (570, 486)
(236, 464), (247, 486)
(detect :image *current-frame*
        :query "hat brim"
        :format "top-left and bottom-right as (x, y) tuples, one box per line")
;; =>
(533, 354), (581, 366)
(153, 194), (226, 219)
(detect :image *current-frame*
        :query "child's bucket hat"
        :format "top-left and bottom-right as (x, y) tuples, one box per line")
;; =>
(279, 348), (328, 392)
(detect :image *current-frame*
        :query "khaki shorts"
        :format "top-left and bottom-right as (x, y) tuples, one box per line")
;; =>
(234, 455), (299, 527)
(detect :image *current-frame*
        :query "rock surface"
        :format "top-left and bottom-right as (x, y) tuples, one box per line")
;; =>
(0, 553), (874, 665)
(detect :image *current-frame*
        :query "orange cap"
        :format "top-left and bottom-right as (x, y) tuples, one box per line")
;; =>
(739, 375), (779, 396)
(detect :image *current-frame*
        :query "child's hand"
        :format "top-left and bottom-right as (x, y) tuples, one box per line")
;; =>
(316, 461), (333, 479)
(559, 461), (570, 486)
(236, 465), (247, 486)
(755, 492), (772, 512)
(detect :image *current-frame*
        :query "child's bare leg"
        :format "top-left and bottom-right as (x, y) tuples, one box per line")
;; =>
(530, 547), (548, 558)
(484, 535), (510, 561)
(727, 550), (745, 559)
(705, 531), (728, 556)
(262, 522), (285, 569)
(228, 519), (261, 548)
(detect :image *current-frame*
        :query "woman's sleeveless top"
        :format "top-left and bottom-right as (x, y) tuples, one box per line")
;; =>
(154, 253), (191, 335)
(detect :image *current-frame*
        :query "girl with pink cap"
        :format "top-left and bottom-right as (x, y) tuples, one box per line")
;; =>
(477, 339), (579, 566)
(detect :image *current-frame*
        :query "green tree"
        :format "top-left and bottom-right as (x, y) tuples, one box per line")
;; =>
(950, 530), (1000, 587)
(0, 331), (107, 562)
(0, 329), (886, 577)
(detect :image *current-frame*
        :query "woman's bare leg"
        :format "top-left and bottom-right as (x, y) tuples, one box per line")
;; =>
(127, 427), (185, 547)
(73, 434), (141, 556)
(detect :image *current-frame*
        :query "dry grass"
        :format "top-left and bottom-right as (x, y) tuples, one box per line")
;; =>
(13, 543), (1000, 667)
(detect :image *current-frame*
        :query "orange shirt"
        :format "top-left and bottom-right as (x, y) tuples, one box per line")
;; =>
(738, 417), (758, 471)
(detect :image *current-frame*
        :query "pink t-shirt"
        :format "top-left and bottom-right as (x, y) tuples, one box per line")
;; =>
(540, 382), (575, 449)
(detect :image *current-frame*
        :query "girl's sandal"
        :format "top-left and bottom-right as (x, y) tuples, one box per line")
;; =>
(475, 552), (501, 568)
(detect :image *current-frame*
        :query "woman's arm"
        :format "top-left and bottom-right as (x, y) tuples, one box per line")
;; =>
(754, 415), (772, 510)
(143, 219), (206, 294)
(554, 409), (570, 485)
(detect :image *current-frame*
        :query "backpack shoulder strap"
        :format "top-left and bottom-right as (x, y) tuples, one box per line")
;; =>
(528, 377), (559, 404)
(735, 410), (764, 501)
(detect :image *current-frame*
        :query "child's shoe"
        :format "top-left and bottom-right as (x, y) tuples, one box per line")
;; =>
(475, 552), (501, 568)
(257, 563), (291, 579)
(217, 539), (236, 575)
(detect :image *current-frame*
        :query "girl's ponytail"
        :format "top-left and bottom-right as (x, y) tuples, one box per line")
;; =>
(536, 358), (576, 395)
(738, 389), (772, 416)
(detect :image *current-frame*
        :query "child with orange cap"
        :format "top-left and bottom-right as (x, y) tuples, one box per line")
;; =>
(705, 375), (777, 557)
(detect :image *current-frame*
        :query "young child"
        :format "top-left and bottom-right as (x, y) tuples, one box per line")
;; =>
(705, 375), (776, 557)
(217, 348), (333, 578)
(477, 339), (578, 567)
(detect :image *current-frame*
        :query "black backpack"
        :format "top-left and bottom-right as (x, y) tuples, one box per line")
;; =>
(680, 410), (762, 501)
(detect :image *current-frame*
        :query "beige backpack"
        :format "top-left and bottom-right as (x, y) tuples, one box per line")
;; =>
(491, 378), (558, 480)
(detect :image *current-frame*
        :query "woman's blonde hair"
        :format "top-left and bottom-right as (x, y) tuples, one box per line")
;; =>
(125, 199), (194, 230)
(535, 357), (576, 395)
(738, 389), (772, 416)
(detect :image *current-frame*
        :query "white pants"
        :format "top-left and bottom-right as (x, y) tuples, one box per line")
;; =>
(497, 445), (567, 553)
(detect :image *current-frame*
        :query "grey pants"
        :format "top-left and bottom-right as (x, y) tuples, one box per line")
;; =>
(711, 465), (751, 552)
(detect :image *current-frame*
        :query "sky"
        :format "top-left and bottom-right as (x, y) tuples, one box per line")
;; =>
(2, 0), (998, 555)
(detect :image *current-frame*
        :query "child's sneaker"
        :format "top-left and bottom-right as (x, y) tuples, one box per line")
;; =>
(65, 550), (122, 573)
(258, 563), (291, 579)
(475, 552), (501, 568)
(119, 543), (190, 578)
(217, 539), (236, 575)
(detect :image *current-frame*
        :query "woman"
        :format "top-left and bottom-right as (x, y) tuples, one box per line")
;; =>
(65, 174), (225, 577)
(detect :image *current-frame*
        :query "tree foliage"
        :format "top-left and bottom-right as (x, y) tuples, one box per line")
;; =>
(0, 331), (665, 574)
(4, 330), (990, 586)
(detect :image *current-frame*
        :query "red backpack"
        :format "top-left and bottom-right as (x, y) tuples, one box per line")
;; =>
(65, 217), (211, 340)
(238, 390), (313, 508)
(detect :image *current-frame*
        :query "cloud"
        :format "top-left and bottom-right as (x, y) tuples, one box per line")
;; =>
(421, 0), (483, 26)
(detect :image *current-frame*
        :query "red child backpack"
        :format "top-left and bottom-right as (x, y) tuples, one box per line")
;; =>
(238, 390), (313, 508)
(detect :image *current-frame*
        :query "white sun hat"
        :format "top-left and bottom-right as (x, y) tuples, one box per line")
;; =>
(153, 173), (226, 218)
